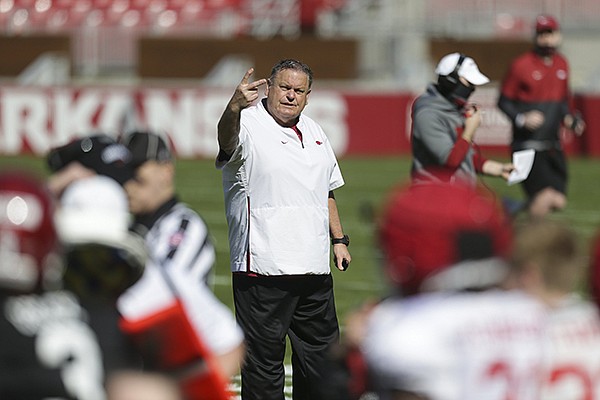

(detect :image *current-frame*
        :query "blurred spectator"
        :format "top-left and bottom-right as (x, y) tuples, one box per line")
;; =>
(411, 52), (513, 185)
(498, 14), (585, 218)
(518, 219), (600, 400)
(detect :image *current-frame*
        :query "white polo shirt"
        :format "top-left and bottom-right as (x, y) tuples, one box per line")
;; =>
(217, 99), (344, 275)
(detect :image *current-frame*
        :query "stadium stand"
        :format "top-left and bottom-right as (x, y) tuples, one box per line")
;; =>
(0, 0), (271, 34)
(0, 0), (599, 91)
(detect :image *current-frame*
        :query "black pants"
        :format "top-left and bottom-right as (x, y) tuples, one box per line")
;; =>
(233, 273), (340, 400)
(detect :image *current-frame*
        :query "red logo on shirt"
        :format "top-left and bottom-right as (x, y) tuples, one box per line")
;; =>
(316, 141), (322, 145)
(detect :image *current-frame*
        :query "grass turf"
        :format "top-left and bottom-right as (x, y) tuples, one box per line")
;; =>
(3, 153), (600, 333)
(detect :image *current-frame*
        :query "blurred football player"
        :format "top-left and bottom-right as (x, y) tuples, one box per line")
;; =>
(0, 170), (145, 400)
(47, 133), (242, 400)
(358, 181), (580, 400)
(523, 220), (600, 400)
(56, 175), (146, 304)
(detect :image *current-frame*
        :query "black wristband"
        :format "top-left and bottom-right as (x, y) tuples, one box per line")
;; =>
(331, 234), (350, 247)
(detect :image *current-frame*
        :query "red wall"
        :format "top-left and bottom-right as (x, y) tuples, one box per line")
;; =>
(0, 85), (597, 158)
(344, 93), (413, 155)
(575, 96), (600, 156)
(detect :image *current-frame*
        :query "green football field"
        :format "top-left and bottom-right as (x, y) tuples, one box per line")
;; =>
(3, 153), (600, 336)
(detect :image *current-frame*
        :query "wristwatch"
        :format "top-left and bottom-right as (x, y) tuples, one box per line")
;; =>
(331, 234), (350, 247)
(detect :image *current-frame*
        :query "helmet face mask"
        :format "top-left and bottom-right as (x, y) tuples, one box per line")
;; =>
(64, 239), (145, 302)
(56, 175), (146, 301)
(0, 171), (63, 294)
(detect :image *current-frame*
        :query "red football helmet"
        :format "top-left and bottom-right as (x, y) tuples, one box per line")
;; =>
(378, 181), (512, 296)
(0, 170), (62, 293)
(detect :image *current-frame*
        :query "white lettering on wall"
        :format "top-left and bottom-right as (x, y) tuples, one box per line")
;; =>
(53, 89), (131, 145)
(143, 89), (196, 157)
(1, 89), (49, 154)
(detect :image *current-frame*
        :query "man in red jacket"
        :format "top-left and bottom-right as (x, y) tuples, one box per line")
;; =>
(498, 14), (585, 217)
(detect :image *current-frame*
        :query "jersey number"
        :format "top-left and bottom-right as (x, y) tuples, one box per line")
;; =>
(548, 365), (594, 400)
(485, 360), (540, 400)
(36, 320), (106, 400)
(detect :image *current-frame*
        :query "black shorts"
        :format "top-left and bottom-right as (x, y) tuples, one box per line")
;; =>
(520, 149), (567, 198)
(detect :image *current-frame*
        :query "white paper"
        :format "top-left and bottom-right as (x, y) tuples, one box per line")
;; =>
(507, 149), (535, 185)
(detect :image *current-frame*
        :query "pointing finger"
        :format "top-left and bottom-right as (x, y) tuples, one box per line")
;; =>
(248, 78), (268, 90)
(240, 68), (254, 85)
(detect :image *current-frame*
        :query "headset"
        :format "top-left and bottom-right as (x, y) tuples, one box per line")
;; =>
(447, 53), (466, 85)
(437, 53), (467, 97)
(437, 53), (475, 108)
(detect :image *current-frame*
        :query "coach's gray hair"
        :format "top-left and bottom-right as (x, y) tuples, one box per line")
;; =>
(269, 59), (313, 89)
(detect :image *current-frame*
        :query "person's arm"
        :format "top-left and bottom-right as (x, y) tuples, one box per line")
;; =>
(498, 94), (545, 132)
(444, 138), (471, 169)
(497, 94), (521, 123)
(328, 191), (351, 271)
(148, 210), (245, 379)
(47, 162), (96, 197)
(217, 68), (267, 157)
(481, 159), (515, 181)
(468, 123), (513, 180)
(497, 60), (524, 124)
(445, 106), (481, 168)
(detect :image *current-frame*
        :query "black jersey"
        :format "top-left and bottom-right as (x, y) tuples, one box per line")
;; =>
(0, 291), (142, 400)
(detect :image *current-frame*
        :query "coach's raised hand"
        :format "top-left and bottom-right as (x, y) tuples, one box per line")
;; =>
(217, 68), (267, 155)
(232, 68), (267, 111)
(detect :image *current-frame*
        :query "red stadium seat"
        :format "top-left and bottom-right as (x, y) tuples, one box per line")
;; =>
(1, 0), (244, 33)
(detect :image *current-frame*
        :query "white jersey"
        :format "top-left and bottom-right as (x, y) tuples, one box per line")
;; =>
(541, 295), (600, 400)
(363, 290), (547, 400)
(117, 200), (243, 355)
(217, 99), (344, 276)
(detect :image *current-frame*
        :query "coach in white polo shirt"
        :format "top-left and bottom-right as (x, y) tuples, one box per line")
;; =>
(216, 59), (352, 400)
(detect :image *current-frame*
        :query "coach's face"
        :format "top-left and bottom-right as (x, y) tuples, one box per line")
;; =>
(265, 69), (311, 127)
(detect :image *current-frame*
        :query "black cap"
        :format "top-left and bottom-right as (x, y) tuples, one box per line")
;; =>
(120, 131), (173, 169)
(46, 134), (135, 185)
